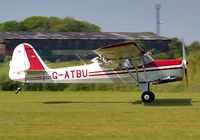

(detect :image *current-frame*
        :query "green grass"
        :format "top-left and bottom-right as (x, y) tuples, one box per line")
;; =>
(0, 91), (200, 140)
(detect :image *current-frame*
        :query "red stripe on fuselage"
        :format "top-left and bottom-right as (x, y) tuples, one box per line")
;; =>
(144, 60), (182, 68)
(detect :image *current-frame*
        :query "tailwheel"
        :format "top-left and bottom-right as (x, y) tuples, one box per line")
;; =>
(14, 87), (21, 94)
(141, 91), (155, 103)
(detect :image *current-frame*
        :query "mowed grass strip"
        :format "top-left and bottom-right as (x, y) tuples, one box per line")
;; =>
(0, 91), (200, 140)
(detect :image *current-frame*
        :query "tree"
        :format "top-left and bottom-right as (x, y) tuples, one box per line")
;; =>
(168, 38), (182, 59)
(0, 16), (101, 32)
(0, 20), (22, 31)
(187, 41), (200, 54)
(20, 16), (50, 32)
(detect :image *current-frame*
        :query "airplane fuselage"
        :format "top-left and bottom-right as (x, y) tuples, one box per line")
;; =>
(24, 59), (183, 84)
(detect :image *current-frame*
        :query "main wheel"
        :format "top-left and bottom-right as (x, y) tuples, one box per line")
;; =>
(141, 91), (155, 103)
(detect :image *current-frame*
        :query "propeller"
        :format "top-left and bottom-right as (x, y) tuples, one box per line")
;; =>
(182, 41), (188, 87)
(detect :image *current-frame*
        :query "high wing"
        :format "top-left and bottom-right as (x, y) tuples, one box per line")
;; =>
(94, 41), (148, 86)
(94, 41), (145, 60)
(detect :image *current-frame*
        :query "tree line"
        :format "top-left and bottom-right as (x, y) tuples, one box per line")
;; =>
(151, 38), (200, 60)
(0, 16), (101, 32)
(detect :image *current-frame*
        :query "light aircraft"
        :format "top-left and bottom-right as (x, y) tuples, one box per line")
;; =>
(9, 41), (188, 103)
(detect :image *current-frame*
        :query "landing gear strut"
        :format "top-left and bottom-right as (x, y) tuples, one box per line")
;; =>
(141, 91), (155, 103)
(13, 83), (28, 94)
(14, 87), (21, 94)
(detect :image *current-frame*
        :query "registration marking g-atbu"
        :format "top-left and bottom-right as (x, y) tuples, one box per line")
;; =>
(52, 69), (88, 79)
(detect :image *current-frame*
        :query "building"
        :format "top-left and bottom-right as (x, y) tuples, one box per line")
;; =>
(0, 32), (170, 61)
(0, 39), (6, 62)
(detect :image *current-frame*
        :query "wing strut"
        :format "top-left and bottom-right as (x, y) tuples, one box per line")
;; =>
(124, 66), (150, 92)
(133, 48), (139, 81)
(124, 66), (140, 86)
(141, 55), (148, 81)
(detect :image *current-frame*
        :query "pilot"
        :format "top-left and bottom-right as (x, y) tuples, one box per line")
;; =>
(124, 59), (133, 69)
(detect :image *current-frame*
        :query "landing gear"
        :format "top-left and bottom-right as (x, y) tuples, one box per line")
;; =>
(141, 91), (155, 103)
(137, 82), (155, 103)
(14, 87), (21, 94)
(13, 83), (28, 94)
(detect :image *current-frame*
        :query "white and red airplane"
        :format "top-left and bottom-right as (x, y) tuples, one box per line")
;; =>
(9, 41), (188, 103)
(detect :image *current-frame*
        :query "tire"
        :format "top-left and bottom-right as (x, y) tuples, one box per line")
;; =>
(14, 90), (19, 94)
(141, 91), (155, 103)
(14, 87), (21, 94)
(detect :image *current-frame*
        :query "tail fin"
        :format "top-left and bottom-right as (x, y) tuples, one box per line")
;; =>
(9, 43), (49, 81)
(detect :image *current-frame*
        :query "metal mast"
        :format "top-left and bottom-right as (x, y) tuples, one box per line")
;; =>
(156, 3), (161, 35)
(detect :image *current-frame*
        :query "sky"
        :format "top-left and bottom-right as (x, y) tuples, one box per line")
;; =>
(0, 0), (199, 45)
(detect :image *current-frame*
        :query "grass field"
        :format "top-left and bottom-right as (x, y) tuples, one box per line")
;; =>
(0, 91), (200, 140)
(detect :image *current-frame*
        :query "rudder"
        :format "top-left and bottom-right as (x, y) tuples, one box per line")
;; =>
(9, 43), (49, 82)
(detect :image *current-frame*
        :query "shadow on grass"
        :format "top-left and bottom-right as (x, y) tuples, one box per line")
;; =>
(43, 99), (192, 106)
(132, 98), (192, 106)
(43, 101), (134, 104)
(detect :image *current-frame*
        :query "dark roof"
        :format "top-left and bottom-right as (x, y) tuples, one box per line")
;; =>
(0, 32), (170, 40)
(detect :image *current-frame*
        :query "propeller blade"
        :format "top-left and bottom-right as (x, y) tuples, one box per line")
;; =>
(184, 69), (189, 87)
(182, 40), (189, 87)
(182, 40), (187, 68)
